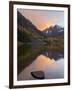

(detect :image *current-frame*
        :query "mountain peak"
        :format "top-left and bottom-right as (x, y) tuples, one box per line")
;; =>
(42, 24), (64, 36)
(54, 25), (63, 30)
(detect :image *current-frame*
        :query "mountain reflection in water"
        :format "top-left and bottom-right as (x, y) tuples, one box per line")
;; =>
(17, 45), (64, 80)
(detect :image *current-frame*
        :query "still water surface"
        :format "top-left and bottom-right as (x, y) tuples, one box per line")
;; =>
(18, 45), (64, 80)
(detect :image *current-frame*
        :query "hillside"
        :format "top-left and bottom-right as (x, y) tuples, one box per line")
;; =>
(17, 11), (44, 44)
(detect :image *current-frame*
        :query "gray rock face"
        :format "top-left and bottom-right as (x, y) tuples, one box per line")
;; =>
(31, 71), (45, 79)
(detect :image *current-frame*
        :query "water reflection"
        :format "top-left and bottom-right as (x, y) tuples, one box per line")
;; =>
(17, 45), (64, 80)
(42, 49), (64, 60)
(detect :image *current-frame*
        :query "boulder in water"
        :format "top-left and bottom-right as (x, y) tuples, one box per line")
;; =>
(31, 71), (45, 79)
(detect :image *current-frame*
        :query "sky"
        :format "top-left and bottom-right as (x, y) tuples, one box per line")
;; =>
(18, 9), (64, 31)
